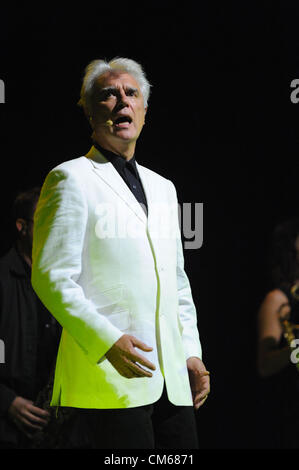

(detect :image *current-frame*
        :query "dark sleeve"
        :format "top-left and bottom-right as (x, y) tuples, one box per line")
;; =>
(0, 383), (16, 416)
(0, 269), (17, 415)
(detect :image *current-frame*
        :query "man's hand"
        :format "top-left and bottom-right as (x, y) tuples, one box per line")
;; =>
(105, 334), (156, 378)
(187, 357), (210, 410)
(8, 396), (50, 438)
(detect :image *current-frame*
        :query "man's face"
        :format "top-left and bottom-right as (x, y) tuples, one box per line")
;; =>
(90, 71), (147, 147)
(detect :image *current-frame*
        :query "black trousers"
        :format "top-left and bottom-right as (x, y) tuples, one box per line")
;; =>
(65, 384), (199, 449)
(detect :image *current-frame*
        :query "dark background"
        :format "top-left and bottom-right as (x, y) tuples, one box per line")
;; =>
(1, 2), (299, 449)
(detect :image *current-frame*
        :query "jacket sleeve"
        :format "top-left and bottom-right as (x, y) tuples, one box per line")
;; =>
(0, 279), (17, 416)
(0, 384), (16, 416)
(169, 180), (202, 360)
(31, 167), (124, 366)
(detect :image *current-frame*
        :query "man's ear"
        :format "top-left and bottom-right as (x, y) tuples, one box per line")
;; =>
(143, 106), (148, 125)
(16, 218), (26, 235)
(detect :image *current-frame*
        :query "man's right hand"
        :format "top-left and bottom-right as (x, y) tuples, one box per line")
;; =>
(8, 396), (50, 438)
(105, 334), (156, 378)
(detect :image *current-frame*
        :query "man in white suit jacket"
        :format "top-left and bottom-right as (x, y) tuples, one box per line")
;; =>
(31, 57), (210, 449)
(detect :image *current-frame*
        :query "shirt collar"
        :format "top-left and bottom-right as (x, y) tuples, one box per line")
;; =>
(93, 142), (138, 176)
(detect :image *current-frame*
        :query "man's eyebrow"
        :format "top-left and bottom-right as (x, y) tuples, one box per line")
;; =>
(99, 86), (117, 92)
(99, 86), (139, 93)
(125, 86), (138, 92)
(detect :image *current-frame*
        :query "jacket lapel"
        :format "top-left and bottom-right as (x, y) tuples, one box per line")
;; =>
(135, 162), (153, 217)
(85, 146), (147, 225)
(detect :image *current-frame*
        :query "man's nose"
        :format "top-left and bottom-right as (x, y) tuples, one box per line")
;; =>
(117, 90), (129, 108)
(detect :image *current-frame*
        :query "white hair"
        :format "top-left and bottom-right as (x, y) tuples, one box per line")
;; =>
(78, 57), (151, 116)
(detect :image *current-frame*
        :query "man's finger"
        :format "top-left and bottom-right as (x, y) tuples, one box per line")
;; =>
(119, 364), (150, 379)
(198, 371), (210, 378)
(125, 341), (156, 370)
(23, 410), (49, 426)
(123, 356), (153, 377)
(193, 390), (209, 400)
(27, 404), (50, 418)
(195, 398), (208, 410)
(193, 392), (209, 409)
(18, 414), (44, 431)
(130, 336), (153, 352)
(127, 351), (156, 371)
(128, 361), (153, 377)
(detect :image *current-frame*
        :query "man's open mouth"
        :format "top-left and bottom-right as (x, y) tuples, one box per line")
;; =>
(113, 116), (133, 127)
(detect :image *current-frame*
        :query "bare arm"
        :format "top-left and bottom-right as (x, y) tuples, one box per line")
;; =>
(257, 289), (292, 377)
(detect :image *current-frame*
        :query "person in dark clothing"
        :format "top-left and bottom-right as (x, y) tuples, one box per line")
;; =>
(257, 217), (299, 448)
(0, 187), (61, 449)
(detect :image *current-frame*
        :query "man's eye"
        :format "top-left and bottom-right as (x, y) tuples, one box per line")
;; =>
(99, 90), (115, 100)
(126, 89), (137, 97)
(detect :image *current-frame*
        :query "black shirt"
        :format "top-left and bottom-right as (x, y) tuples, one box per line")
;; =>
(0, 245), (61, 445)
(93, 142), (148, 215)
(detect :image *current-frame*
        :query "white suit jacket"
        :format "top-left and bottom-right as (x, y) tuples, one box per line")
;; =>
(31, 146), (202, 408)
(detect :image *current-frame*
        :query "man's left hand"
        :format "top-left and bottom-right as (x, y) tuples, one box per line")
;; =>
(187, 357), (210, 410)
